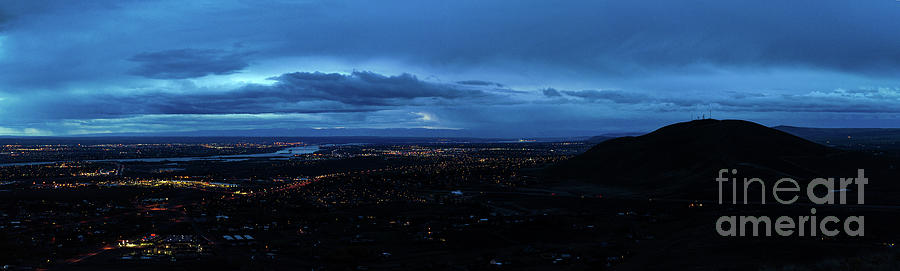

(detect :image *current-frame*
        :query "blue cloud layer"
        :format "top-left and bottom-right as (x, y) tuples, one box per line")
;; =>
(0, 0), (898, 136)
(129, 49), (251, 79)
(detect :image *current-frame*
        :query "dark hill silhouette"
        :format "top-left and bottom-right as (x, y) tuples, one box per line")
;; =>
(554, 119), (900, 201)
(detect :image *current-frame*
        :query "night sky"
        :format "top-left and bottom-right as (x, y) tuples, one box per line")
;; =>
(1, 1), (899, 137)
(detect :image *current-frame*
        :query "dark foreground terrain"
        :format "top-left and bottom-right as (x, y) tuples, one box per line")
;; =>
(2, 121), (899, 270)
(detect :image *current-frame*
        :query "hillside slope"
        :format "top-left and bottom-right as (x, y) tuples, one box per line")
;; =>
(554, 119), (899, 201)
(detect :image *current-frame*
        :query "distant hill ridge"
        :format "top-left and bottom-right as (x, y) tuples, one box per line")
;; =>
(774, 125), (900, 150)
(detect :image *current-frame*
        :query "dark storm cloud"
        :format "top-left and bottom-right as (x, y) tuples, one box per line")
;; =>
(456, 80), (504, 88)
(128, 49), (252, 79)
(124, 82), (900, 117)
(541, 88), (562, 97)
(245, 0), (900, 78)
(538, 87), (900, 115)
(3, 0), (900, 87)
(2, 0), (899, 87)
(561, 90), (649, 104)
(0, 11), (9, 30)
(709, 89), (900, 114)
(267, 71), (486, 105)
(14, 71), (493, 118)
(5, 70), (900, 136)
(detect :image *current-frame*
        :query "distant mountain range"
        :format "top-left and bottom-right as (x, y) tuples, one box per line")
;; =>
(0, 130), (590, 145)
(2, 122), (899, 147)
(1, 127), (595, 143)
(63, 127), (487, 138)
(774, 126), (900, 151)
(72, 126), (622, 140)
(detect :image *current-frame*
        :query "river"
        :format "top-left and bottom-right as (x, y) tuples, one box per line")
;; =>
(0, 145), (320, 167)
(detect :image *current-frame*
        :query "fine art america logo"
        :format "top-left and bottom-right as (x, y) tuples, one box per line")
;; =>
(715, 169), (866, 237)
